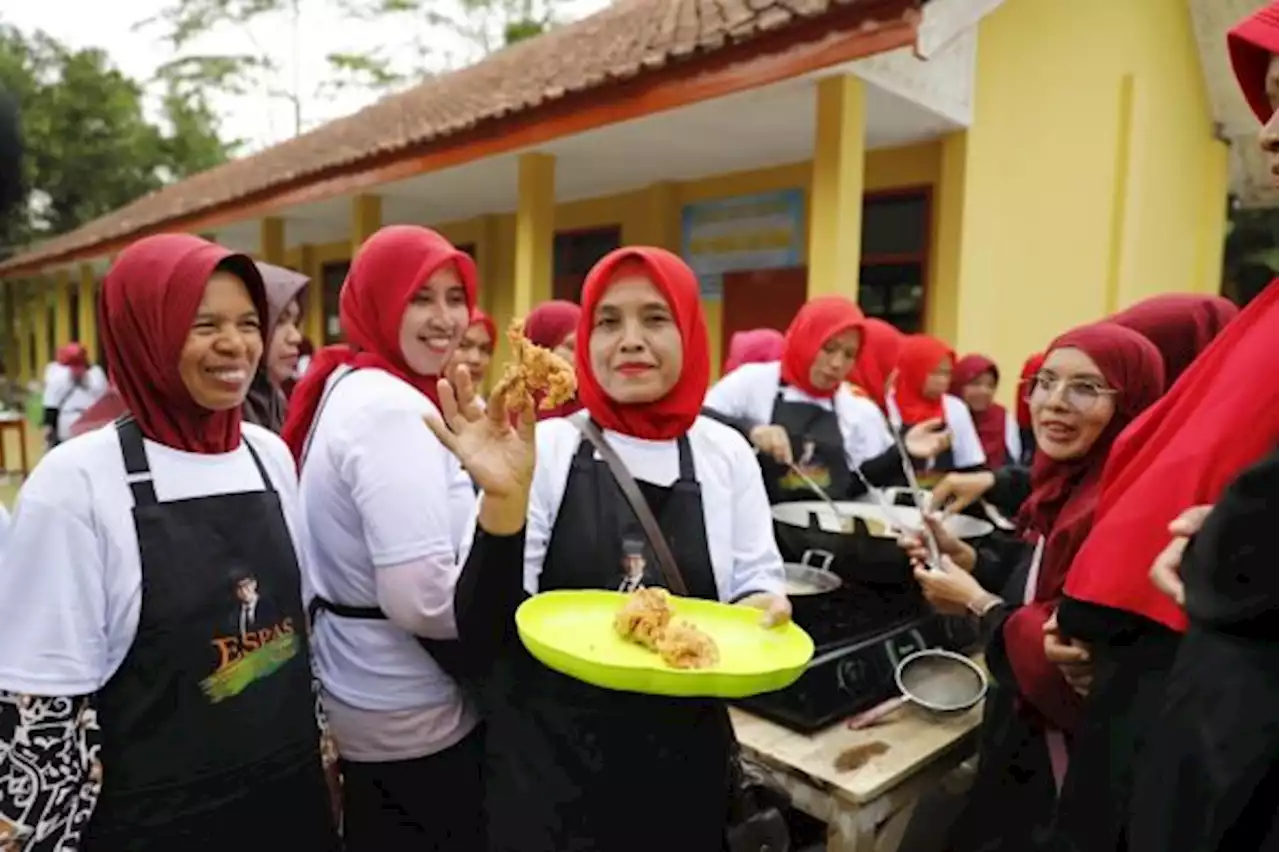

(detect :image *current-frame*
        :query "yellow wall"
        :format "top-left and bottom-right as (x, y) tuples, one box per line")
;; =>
(944, 0), (1223, 404)
(287, 146), (939, 378)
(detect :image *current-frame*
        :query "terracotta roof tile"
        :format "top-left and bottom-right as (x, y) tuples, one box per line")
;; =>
(3, 0), (914, 273)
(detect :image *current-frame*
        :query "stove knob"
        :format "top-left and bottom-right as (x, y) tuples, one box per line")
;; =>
(836, 657), (868, 693)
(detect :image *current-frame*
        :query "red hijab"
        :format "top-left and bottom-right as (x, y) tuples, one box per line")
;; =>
(1228, 1), (1279, 123)
(100, 234), (267, 454)
(780, 296), (864, 399)
(950, 354), (1008, 468)
(848, 318), (903, 412)
(281, 226), (477, 464)
(468, 307), (497, 346)
(893, 334), (954, 424)
(1015, 352), (1046, 431)
(524, 300), (582, 420)
(100, 235), (270, 450)
(575, 248), (707, 440)
(1002, 324), (1164, 730)
(1110, 294), (1239, 386)
(724, 328), (784, 374)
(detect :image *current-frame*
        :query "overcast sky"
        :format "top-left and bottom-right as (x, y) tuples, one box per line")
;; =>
(4, 0), (606, 153)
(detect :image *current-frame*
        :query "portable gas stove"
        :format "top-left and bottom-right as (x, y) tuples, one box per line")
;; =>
(737, 574), (980, 734)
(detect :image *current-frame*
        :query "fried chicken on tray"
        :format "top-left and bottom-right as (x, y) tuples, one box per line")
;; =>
(613, 588), (719, 670)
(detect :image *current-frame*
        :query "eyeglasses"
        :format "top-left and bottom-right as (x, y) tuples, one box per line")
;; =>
(1023, 372), (1119, 413)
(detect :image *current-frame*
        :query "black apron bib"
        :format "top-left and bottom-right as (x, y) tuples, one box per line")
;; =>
(760, 387), (851, 504)
(483, 432), (733, 852)
(84, 419), (337, 852)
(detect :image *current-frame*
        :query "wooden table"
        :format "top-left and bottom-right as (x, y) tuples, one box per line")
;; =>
(0, 414), (29, 479)
(731, 699), (981, 852)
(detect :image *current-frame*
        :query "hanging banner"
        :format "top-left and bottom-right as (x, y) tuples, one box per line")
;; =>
(681, 189), (805, 295)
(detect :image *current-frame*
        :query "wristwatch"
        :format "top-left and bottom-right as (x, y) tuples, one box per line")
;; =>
(967, 595), (1003, 619)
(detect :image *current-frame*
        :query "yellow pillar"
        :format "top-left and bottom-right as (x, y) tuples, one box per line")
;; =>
(806, 75), (866, 299)
(351, 195), (382, 255)
(926, 131), (969, 343)
(512, 153), (555, 317)
(77, 264), (97, 361)
(292, 243), (320, 345)
(627, 182), (680, 250)
(259, 217), (286, 265)
(32, 282), (51, 377)
(53, 269), (72, 348)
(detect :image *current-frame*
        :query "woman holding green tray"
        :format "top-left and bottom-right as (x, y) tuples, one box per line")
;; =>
(428, 246), (789, 852)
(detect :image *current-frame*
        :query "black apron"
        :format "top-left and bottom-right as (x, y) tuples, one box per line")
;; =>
(85, 419), (337, 851)
(761, 386), (851, 504)
(483, 431), (733, 852)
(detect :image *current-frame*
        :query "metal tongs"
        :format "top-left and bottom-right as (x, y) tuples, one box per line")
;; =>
(889, 427), (943, 572)
(786, 461), (855, 532)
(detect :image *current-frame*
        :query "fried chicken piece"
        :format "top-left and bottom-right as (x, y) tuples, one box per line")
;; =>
(499, 320), (577, 413)
(655, 620), (720, 670)
(614, 588), (673, 651)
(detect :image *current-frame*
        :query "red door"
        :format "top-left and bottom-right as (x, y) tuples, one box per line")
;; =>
(720, 267), (808, 371)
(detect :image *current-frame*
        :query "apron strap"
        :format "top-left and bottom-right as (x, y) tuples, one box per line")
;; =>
(307, 595), (383, 625)
(116, 417), (158, 507)
(675, 434), (695, 482)
(115, 415), (277, 505)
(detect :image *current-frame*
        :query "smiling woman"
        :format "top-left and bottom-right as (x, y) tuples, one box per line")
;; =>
(278, 225), (487, 852)
(0, 234), (340, 851)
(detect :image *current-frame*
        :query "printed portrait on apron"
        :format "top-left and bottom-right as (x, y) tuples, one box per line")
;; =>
(202, 569), (300, 704)
(778, 438), (832, 492)
(618, 539), (650, 592)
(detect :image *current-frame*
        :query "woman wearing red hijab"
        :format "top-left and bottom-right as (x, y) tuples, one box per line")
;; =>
(41, 341), (109, 448)
(522, 299), (583, 418)
(447, 307), (497, 396)
(0, 235), (340, 850)
(847, 317), (903, 411)
(950, 354), (1021, 469)
(899, 323), (1164, 852)
(280, 226), (485, 851)
(439, 247), (789, 851)
(704, 297), (946, 504)
(887, 334), (987, 482)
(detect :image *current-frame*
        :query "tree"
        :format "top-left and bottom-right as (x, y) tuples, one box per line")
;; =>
(0, 23), (235, 258)
(139, 0), (566, 143)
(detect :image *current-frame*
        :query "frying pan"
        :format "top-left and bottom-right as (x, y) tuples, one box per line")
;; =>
(846, 648), (988, 729)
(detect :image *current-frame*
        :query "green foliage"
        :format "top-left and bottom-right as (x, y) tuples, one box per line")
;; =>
(0, 23), (234, 257)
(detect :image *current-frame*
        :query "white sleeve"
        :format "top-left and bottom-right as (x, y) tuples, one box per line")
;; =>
(703, 364), (762, 422)
(0, 492), (111, 696)
(1005, 411), (1023, 466)
(945, 396), (987, 468)
(838, 395), (895, 469)
(42, 369), (68, 407)
(339, 409), (458, 570)
(723, 440), (786, 601)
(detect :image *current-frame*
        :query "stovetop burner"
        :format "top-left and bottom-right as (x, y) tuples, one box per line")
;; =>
(736, 577), (979, 733)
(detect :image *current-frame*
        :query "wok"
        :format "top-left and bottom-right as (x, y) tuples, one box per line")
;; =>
(771, 501), (994, 540)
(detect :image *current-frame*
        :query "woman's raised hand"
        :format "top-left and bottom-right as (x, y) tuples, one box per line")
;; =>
(897, 512), (976, 572)
(426, 365), (535, 503)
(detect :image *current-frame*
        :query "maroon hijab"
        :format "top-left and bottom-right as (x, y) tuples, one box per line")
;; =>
(950, 354), (1008, 468)
(1109, 293), (1239, 387)
(1002, 323), (1165, 730)
(524, 300), (582, 420)
(100, 234), (267, 454)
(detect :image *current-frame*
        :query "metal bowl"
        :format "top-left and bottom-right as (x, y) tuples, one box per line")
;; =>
(781, 550), (843, 597)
